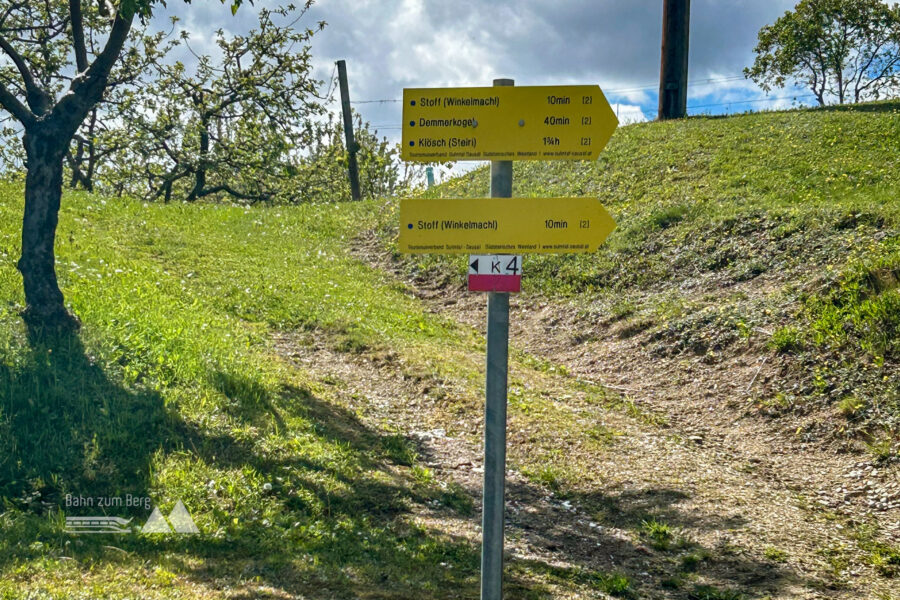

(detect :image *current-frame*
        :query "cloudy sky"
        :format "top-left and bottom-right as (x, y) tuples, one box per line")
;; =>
(159, 0), (809, 172)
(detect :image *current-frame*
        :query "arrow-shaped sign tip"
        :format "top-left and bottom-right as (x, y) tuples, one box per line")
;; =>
(470, 258), (479, 272)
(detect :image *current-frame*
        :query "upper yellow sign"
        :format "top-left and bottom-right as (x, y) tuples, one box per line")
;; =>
(401, 85), (618, 162)
(398, 197), (616, 254)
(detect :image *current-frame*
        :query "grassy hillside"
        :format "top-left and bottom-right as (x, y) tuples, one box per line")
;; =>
(385, 101), (900, 448)
(0, 185), (659, 598)
(0, 188), (484, 598)
(0, 101), (898, 600)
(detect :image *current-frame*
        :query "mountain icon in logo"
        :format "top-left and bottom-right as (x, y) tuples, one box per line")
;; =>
(141, 506), (172, 533)
(168, 500), (200, 534)
(140, 500), (199, 534)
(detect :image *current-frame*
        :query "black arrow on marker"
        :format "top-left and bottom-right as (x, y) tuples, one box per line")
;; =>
(470, 258), (479, 273)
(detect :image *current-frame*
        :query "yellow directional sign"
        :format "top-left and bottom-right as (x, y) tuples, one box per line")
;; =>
(398, 197), (616, 254)
(401, 85), (618, 162)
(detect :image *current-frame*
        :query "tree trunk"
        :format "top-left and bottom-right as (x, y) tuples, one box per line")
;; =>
(66, 147), (93, 192)
(188, 120), (210, 202)
(17, 126), (79, 330)
(836, 67), (845, 104)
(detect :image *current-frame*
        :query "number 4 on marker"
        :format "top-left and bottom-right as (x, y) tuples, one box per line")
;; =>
(505, 256), (520, 275)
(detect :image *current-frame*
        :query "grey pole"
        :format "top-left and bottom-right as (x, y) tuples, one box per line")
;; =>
(481, 77), (513, 600)
(336, 60), (362, 201)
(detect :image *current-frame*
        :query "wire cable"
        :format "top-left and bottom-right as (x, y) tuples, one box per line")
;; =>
(364, 94), (820, 129)
(688, 94), (817, 111)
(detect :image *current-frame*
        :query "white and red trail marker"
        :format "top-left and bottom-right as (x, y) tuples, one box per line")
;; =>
(467, 255), (522, 293)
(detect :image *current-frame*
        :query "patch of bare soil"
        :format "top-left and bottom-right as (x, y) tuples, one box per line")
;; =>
(352, 234), (900, 530)
(271, 331), (624, 599)
(266, 234), (899, 599)
(505, 295), (898, 524)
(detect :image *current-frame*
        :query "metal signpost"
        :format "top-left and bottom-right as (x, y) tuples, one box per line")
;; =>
(399, 78), (618, 600)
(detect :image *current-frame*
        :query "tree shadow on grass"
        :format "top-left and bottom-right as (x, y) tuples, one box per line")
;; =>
(159, 383), (485, 598)
(0, 324), (814, 598)
(209, 369), (287, 431)
(0, 323), (170, 512)
(0, 326), (483, 598)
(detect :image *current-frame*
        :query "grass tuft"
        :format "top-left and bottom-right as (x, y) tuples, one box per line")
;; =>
(641, 517), (674, 551)
(769, 326), (804, 354)
(763, 546), (789, 563)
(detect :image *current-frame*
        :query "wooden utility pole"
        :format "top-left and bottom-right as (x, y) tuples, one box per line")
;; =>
(658, 0), (691, 120)
(337, 60), (362, 201)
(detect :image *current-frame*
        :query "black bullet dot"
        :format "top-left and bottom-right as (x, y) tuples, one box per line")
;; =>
(409, 121), (415, 127)
(410, 100), (416, 106)
(409, 141), (414, 146)
(407, 223), (413, 229)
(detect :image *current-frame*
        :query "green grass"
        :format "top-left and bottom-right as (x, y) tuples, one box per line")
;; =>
(381, 101), (900, 437)
(3, 100), (900, 598)
(509, 561), (632, 598)
(0, 181), (666, 598)
(769, 326), (804, 353)
(0, 185), (487, 598)
(852, 524), (900, 577)
(763, 546), (789, 563)
(680, 549), (712, 572)
(522, 463), (564, 491)
(586, 422), (624, 445)
(640, 517), (675, 550)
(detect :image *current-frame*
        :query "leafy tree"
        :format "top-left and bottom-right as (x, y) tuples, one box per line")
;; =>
(79, 9), (417, 206)
(0, 0), (244, 330)
(100, 4), (326, 204)
(745, 0), (900, 106)
(296, 112), (423, 203)
(65, 21), (179, 192)
(354, 115), (423, 200)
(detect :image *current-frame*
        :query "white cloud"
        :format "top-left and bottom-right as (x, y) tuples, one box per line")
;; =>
(613, 104), (648, 125)
(153, 0), (808, 141)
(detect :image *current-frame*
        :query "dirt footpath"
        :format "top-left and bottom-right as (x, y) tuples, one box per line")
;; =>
(269, 238), (899, 599)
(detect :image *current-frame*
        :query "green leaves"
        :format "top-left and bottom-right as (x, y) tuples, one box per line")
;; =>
(747, 0), (900, 105)
(72, 2), (339, 204)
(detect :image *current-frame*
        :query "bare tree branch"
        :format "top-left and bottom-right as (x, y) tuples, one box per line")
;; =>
(0, 34), (50, 114)
(68, 0), (89, 73)
(0, 78), (34, 125)
(53, 8), (133, 128)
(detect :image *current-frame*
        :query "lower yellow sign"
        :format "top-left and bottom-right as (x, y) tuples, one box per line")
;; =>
(398, 197), (616, 254)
